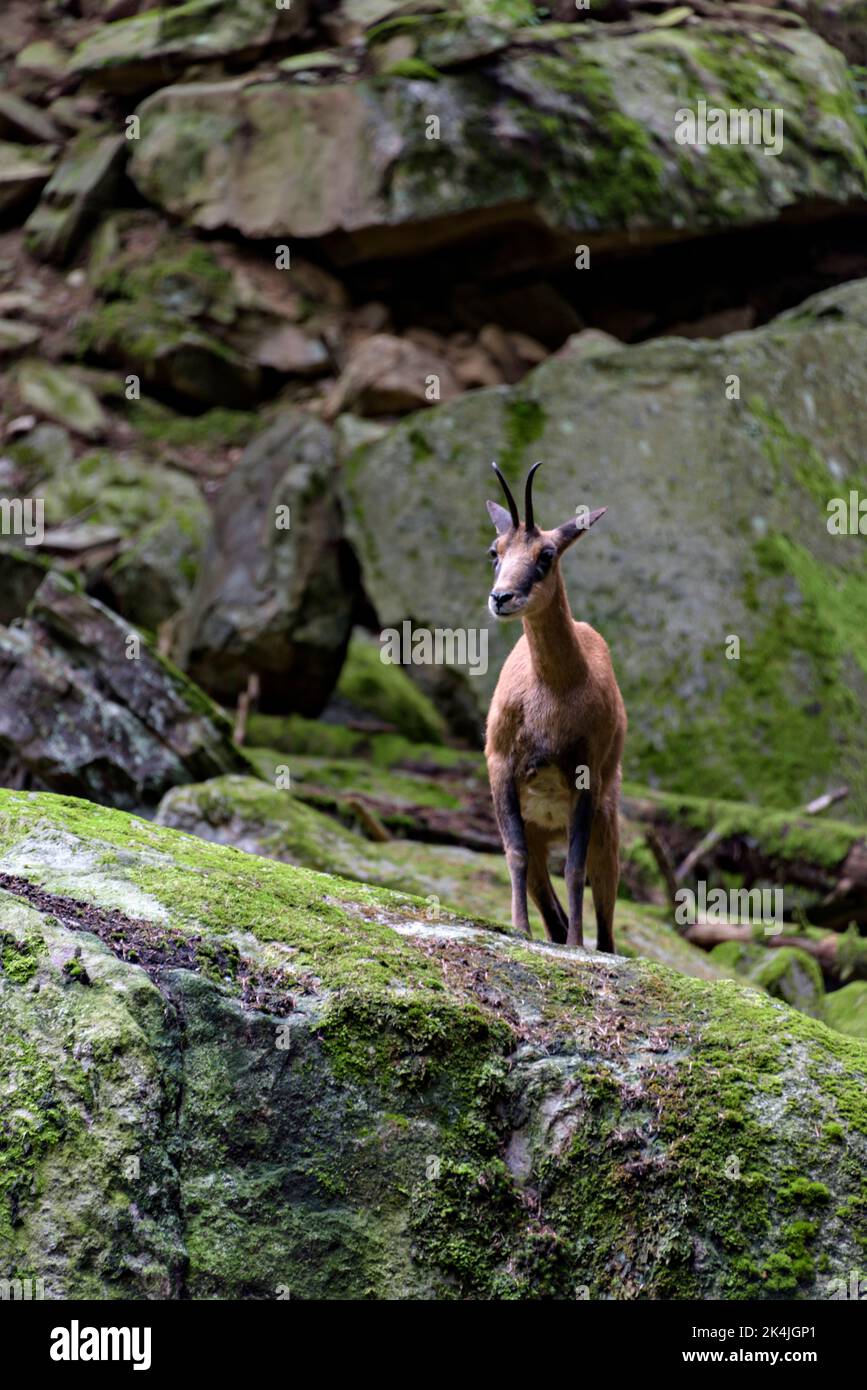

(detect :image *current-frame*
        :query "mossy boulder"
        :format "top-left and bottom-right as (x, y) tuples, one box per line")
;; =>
(24, 133), (125, 265)
(38, 448), (210, 630)
(77, 212), (330, 406)
(0, 572), (247, 809)
(128, 21), (867, 260)
(823, 980), (867, 1039)
(344, 278), (867, 813)
(0, 785), (865, 1298)
(14, 359), (107, 440)
(4, 423), (74, 490)
(246, 710), (465, 767)
(77, 214), (261, 407)
(751, 947), (826, 1018)
(68, 0), (306, 92)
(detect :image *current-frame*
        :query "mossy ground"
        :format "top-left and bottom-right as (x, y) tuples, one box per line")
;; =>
(335, 636), (447, 744)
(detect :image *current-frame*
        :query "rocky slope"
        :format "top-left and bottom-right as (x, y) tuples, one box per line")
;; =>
(1, 786), (865, 1299)
(3, 0), (867, 812)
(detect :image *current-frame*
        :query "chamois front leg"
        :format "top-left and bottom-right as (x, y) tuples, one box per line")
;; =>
(490, 766), (531, 937)
(565, 792), (593, 947)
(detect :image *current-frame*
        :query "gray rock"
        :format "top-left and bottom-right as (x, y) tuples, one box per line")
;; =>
(14, 360), (108, 439)
(0, 140), (56, 219)
(0, 571), (247, 808)
(129, 21), (867, 264)
(69, 0), (307, 91)
(176, 412), (357, 714)
(25, 133), (126, 265)
(0, 784), (865, 1299)
(0, 318), (42, 358)
(0, 549), (50, 625)
(0, 92), (62, 145)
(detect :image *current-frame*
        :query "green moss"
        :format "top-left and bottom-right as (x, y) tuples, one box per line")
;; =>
(408, 427), (433, 463)
(245, 713), (469, 769)
(318, 991), (507, 1099)
(751, 947), (824, 1017)
(824, 981), (867, 1039)
(125, 400), (257, 450)
(0, 1037), (82, 1246)
(336, 636), (447, 744)
(409, 954), (867, 1298)
(97, 240), (234, 312)
(778, 1177), (830, 1210)
(622, 783), (864, 869)
(383, 59), (442, 82)
(0, 907), (46, 985)
(500, 397), (545, 475)
(625, 501), (867, 812)
(513, 50), (665, 228)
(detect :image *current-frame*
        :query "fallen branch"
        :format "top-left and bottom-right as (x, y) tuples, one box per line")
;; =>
(644, 827), (678, 910)
(233, 673), (261, 746)
(681, 922), (860, 980)
(674, 825), (724, 883)
(803, 787), (849, 816)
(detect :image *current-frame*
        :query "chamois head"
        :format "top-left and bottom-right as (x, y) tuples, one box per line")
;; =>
(486, 462), (606, 620)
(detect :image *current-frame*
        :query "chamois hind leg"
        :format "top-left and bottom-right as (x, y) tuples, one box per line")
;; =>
(526, 826), (568, 944)
(565, 792), (593, 947)
(587, 796), (619, 953)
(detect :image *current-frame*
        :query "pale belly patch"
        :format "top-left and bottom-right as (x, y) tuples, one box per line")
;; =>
(518, 766), (571, 831)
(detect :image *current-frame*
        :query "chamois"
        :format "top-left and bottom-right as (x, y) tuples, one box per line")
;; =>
(484, 462), (626, 951)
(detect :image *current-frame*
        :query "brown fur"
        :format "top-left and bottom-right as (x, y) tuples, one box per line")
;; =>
(484, 491), (626, 950)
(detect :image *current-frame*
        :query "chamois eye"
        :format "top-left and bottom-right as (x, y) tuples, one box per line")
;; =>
(489, 547), (499, 567)
(536, 548), (555, 576)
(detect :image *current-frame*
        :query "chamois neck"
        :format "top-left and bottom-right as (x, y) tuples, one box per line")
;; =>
(522, 570), (587, 688)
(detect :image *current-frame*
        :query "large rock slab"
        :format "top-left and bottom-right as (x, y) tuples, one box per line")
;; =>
(342, 278), (867, 814)
(68, 0), (306, 92)
(0, 572), (247, 808)
(176, 412), (357, 714)
(0, 786), (864, 1298)
(128, 20), (867, 262)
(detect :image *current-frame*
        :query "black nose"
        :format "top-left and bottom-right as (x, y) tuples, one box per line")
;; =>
(491, 590), (514, 609)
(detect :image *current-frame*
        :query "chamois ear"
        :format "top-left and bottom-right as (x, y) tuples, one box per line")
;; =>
(553, 506), (607, 554)
(487, 500), (514, 535)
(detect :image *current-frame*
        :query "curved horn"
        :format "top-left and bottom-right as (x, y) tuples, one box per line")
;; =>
(524, 461), (543, 533)
(491, 462), (520, 530)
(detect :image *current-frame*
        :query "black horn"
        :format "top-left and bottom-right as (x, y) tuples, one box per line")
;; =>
(524, 461), (543, 533)
(492, 462), (520, 530)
